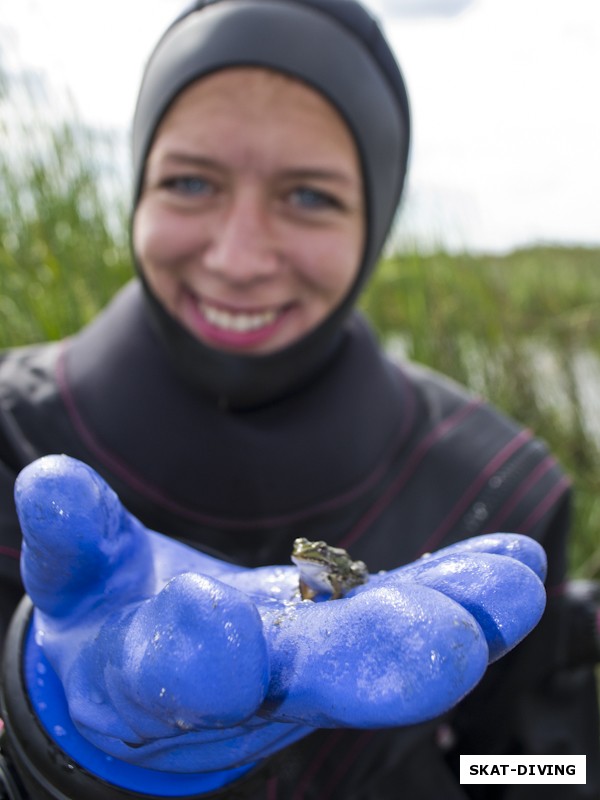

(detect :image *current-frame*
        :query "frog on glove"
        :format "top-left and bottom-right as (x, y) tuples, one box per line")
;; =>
(16, 454), (546, 780)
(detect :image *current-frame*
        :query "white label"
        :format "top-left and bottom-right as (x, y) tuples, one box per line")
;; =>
(460, 755), (586, 785)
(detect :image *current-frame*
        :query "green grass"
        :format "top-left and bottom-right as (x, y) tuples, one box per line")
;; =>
(0, 120), (132, 344)
(361, 247), (600, 577)
(1, 76), (599, 578)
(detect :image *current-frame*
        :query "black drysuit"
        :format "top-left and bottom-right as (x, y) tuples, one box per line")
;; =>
(0, 281), (598, 798)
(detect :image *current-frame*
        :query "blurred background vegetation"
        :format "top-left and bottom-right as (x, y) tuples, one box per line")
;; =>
(1, 67), (599, 579)
(361, 248), (600, 576)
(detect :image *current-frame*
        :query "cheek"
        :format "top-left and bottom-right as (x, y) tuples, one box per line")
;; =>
(132, 207), (191, 311)
(133, 205), (201, 273)
(293, 229), (363, 304)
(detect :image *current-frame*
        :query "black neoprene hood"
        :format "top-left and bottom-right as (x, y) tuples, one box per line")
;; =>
(131, 0), (411, 408)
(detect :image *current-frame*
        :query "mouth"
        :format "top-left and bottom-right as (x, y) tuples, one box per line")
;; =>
(182, 290), (293, 351)
(199, 301), (279, 334)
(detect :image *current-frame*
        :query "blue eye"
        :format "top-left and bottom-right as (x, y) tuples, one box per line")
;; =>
(166, 176), (213, 196)
(290, 187), (337, 210)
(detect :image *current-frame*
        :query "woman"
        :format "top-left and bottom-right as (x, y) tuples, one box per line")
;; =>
(0, 0), (597, 797)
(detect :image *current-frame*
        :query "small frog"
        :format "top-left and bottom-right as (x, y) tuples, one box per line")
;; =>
(291, 537), (369, 600)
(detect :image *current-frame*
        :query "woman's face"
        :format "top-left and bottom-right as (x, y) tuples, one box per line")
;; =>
(133, 68), (365, 355)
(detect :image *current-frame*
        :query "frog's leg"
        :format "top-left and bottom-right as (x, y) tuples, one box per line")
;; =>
(299, 580), (317, 601)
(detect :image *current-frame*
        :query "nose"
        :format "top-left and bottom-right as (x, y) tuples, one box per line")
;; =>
(202, 187), (280, 284)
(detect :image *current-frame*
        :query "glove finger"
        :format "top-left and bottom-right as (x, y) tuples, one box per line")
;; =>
(262, 582), (488, 728)
(130, 721), (309, 773)
(385, 551), (546, 661)
(409, 533), (547, 582)
(16, 454), (153, 617)
(87, 573), (270, 735)
(81, 718), (308, 773)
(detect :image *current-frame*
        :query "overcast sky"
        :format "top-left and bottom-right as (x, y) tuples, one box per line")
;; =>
(1, 0), (599, 253)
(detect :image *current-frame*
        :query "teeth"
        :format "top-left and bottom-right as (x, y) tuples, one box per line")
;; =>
(201, 303), (277, 333)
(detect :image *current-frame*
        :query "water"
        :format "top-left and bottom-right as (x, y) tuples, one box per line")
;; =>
(386, 335), (600, 446)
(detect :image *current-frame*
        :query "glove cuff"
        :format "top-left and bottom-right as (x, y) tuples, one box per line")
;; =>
(1, 596), (256, 799)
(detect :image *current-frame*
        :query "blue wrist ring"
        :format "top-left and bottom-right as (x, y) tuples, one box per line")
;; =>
(0, 596), (257, 799)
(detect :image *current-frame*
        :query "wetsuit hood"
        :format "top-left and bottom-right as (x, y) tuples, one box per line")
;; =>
(131, 0), (410, 408)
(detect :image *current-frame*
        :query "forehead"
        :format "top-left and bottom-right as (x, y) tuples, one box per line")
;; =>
(152, 67), (357, 153)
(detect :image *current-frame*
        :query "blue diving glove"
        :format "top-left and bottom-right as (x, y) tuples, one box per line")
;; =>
(15, 455), (547, 789)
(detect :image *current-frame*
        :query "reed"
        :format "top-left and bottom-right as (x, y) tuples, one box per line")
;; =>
(1, 72), (599, 577)
(361, 247), (600, 577)
(0, 64), (132, 345)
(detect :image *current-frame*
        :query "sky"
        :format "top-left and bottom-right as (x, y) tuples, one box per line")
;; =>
(1, 0), (599, 253)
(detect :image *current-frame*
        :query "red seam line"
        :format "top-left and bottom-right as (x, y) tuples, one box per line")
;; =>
(547, 582), (567, 598)
(318, 730), (376, 800)
(519, 473), (571, 533)
(0, 545), (21, 561)
(56, 343), (183, 512)
(484, 454), (558, 532)
(265, 776), (278, 800)
(339, 398), (484, 550)
(56, 343), (418, 531)
(417, 428), (533, 557)
(292, 731), (345, 800)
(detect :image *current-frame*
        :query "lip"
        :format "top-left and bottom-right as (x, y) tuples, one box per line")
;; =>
(181, 289), (294, 351)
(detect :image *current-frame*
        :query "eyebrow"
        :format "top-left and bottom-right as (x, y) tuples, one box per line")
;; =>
(157, 153), (222, 170)
(155, 151), (359, 187)
(280, 168), (359, 187)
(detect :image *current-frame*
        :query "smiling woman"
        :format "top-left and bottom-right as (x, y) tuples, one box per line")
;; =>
(0, 0), (598, 799)
(134, 67), (365, 355)
(128, 0), (408, 409)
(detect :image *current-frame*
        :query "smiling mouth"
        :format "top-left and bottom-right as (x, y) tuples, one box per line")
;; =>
(182, 290), (293, 351)
(199, 301), (279, 333)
